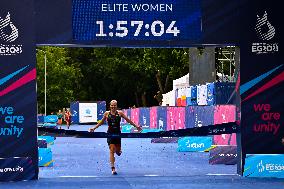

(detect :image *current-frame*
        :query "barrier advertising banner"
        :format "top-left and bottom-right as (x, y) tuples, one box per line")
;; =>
(244, 154), (284, 178)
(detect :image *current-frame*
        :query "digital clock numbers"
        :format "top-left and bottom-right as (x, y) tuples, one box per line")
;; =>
(96, 20), (180, 37)
(73, 0), (201, 42)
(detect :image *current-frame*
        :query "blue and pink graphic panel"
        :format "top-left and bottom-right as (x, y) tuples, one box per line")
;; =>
(150, 107), (158, 129)
(213, 134), (237, 145)
(175, 107), (185, 130)
(213, 105), (236, 125)
(157, 107), (167, 130)
(139, 108), (150, 128)
(167, 107), (175, 130)
(131, 108), (140, 125)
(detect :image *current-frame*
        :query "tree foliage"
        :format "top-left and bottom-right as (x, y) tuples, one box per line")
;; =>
(36, 47), (189, 114)
(36, 47), (83, 114)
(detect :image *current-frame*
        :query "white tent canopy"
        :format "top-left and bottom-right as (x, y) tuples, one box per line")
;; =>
(173, 73), (189, 91)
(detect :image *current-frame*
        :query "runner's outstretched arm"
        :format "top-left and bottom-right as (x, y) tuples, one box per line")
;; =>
(89, 112), (107, 132)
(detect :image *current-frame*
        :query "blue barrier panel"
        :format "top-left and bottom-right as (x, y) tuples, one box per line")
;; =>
(157, 107), (167, 130)
(191, 86), (197, 106)
(38, 148), (53, 167)
(37, 115), (44, 123)
(44, 115), (58, 123)
(38, 136), (55, 145)
(186, 97), (191, 106)
(139, 107), (150, 129)
(185, 106), (196, 128)
(70, 101), (79, 124)
(209, 145), (237, 165)
(97, 101), (106, 121)
(185, 106), (214, 128)
(207, 83), (215, 106)
(244, 154), (284, 178)
(178, 137), (212, 152)
(210, 82), (236, 105)
(195, 106), (214, 126)
(0, 157), (35, 182)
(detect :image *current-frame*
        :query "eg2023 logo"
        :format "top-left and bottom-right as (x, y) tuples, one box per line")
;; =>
(252, 11), (279, 54)
(0, 12), (22, 56)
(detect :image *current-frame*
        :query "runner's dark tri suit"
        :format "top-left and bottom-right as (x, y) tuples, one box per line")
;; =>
(107, 111), (121, 145)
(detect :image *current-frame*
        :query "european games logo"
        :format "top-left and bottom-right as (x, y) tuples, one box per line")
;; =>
(0, 12), (22, 56)
(256, 159), (284, 173)
(255, 11), (275, 41)
(252, 11), (278, 54)
(257, 160), (265, 172)
(86, 109), (91, 114)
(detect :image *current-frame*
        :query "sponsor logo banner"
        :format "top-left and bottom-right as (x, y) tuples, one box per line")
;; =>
(244, 154), (284, 178)
(0, 157), (35, 181)
(178, 136), (212, 152)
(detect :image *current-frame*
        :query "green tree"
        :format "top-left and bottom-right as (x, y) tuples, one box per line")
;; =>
(37, 47), (190, 111)
(36, 47), (82, 114)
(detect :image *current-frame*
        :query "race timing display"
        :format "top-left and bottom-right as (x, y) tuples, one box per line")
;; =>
(72, 0), (201, 42)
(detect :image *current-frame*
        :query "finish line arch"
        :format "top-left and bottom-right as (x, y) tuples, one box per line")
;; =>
(0, 0), (283, 181)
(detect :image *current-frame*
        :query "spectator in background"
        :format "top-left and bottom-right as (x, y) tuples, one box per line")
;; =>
(65, 109), (72, 129)
(57, 110), (63, 129)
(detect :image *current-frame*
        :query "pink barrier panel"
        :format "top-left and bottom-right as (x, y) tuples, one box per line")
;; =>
(214, 105), (236, 125)
(122, 109), (128, 124)
(175, 107), (185, 130)
(213, 133), (237, 145)
(167, 107), (175, 131)
(150, 107), (158, 129)
(131, 108), (140, 125)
